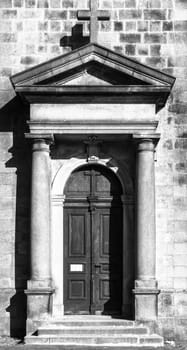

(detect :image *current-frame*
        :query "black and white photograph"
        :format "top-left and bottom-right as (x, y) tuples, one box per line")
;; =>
(0, 0), (186, 348)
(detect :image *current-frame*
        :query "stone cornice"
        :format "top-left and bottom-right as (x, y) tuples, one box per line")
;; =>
(15, 85), (171, 111)
(27, 122), (158, 135)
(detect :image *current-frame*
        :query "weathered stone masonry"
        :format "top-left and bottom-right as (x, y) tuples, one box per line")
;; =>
(0, 0), (187, 341)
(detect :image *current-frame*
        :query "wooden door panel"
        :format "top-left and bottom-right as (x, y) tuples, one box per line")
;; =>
(69, 214), (86, 256)
(100, 279), (110, 299)
(68, 279), (86, 299)
(100, 213), (110, 257)
(65, 170), (90, 196)
(93, 207), (122, 314)
(64, 208), (90, 314)
(95, 174), (111, 193)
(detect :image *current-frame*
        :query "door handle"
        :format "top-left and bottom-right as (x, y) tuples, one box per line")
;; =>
(94, 264), (101, 268)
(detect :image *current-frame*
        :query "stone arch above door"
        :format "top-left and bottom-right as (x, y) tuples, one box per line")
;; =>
(64, 163), (123, 198)
(51, 157), (134, 199)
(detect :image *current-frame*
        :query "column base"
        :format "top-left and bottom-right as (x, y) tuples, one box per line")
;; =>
(133, 280), (160, 321)
(25, 281), (55, 334)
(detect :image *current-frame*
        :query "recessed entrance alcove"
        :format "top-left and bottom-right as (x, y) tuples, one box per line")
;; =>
(51, 149), (135, 319)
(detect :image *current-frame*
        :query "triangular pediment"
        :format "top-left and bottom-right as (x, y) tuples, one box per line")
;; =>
(10, 43), (175, 110)
(11, 43), (175, 88)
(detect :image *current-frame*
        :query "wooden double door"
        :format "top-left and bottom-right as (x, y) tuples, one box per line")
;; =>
(64, 165), (123, 315)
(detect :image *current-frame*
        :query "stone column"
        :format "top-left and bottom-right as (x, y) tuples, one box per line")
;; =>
(133, 134), (160, 321)
(25, 134), (54, 333)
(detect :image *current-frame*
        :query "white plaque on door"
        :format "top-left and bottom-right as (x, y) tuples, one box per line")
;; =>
(70, 264), (84, 272)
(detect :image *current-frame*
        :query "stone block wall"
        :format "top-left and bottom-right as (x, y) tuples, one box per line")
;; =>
(0, 0), (186, 340)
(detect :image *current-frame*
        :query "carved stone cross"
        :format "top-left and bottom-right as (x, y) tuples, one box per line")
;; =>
(77, 0), (110, 43)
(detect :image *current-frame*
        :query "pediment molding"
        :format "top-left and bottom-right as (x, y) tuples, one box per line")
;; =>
(11, 43), (175, 111)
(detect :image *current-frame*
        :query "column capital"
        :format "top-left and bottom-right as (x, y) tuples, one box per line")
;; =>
(133, 133), (160, 152)
(25, 133), (54, 152)
(25, 133), (54, 142)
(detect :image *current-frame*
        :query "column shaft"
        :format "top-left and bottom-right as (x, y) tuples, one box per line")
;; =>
(136, 140), (155, 283)
(30, 139), (51, 286)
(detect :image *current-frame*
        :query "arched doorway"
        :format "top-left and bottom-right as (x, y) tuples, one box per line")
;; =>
(63, 164), (123, 315)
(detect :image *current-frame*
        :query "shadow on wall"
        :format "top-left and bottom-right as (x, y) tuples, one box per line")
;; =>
(60, 24), (89, 50)
(0, 96), (31, 339)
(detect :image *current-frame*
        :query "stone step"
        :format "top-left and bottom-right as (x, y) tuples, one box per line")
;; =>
(139, 335), (164, 347)
(25, 317), (164, 347)
(38, 325), (148, 336)
(1, 347), (164, 350)
(46, 317), (134, 328)
(25, 334), (164, 347)
(54, 316), (119, 319)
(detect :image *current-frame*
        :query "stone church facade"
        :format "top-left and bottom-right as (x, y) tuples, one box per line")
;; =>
(0, 0), (187, 343)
